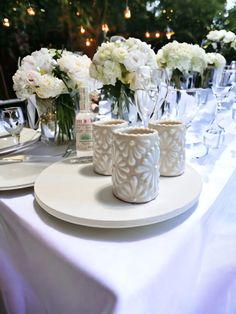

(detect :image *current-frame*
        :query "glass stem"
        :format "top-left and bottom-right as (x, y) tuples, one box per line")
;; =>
(216, 99), (223, 112)
(15, 134), (20, 144)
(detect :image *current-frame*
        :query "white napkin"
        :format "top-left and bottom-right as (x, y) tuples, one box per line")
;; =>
(27, 95), (38, 129)
(0, 123), (7, 136)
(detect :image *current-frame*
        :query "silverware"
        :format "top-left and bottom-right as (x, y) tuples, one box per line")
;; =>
(0, 148), (75, 165)
(67, 156), (93, 164)
(0, 155), (61, 164)
(0, 133), (12, 139)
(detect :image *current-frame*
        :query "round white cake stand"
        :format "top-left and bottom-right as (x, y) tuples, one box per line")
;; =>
(34, 158), (202, 228)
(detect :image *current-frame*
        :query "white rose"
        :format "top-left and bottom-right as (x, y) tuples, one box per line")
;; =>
(207, 30), (226, 42)
(101, 60), (121, 85)
(96, 43), (114, 61)
(216, 29), (227, 41)
(31, 48), (55, 73)
(223, 31), (236, 43)
(58, 54), (92, 90)
(34, 74), (66, 98)
(111, 47), (127, 63)
(13, 70), (33, 98)
(206, 53), (226, 68)
(230, 39), (236, 49)
(123, 50), (146, 72)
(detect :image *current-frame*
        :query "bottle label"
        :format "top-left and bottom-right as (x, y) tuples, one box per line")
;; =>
(79, 87), (90, 111)
(76, 118), (93, 151)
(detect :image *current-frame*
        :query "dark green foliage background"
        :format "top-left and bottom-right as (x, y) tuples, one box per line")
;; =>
(0, 0), (233, 98)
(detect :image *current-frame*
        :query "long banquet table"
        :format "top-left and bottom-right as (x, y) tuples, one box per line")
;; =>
(1, 114), (236, 314)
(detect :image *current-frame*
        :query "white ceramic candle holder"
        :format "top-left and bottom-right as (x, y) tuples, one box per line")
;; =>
(112, 127), (160, 203)
(93, 119), (128, 175)
(149, 120), (186, 176)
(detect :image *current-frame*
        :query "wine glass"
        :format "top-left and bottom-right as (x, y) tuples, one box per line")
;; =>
(163, 88), (201, 128)
(204, 66), (235, 149)
(211, 66), (234, 112)
(161, 88), (203, 158)
(134, 67), (168, 127)
(189, 88), (219, 158)
(134, 89), (160, 127)
(0, 107), (25, 144)
(228, 61), (236, 121)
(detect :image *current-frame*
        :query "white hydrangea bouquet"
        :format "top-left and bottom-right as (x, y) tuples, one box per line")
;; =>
(206, 52), (226, 68)
(199, 52), (226, 89)
(203, 30), (236, 63)
(13, 48), (94, 143)
(156, 41), (210, 89)
(89, 37), (158, 119)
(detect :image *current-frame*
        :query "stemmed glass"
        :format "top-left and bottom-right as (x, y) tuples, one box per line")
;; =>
(134, 67), (168, 127)
(160, 87), (204, 158)
(204, 66), (235, 149)
(228, 61), (236, 122)
(156, 70), (198, 121)
(162, 88), (201, 128)
(211, 66), (234, 110)
(134, 89), (159, 127)
(0, 107), (25, 144)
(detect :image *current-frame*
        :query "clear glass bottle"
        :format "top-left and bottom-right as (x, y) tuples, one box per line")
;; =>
(75, 87), (94, 156)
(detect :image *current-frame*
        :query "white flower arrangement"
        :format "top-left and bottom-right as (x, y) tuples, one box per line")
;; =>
(89, 37), (159, 120)
(206, 52), (226, 68)
(156, 41), (208, 76)
(13, 48), (93, 99)
(57, 52), (98, 92)
(156, 41), (210, 89)
(206, 30), (236, 47)
(12, 48), (96, 143)
(204, 30), (236, 62)
(89, 37), (158, 91)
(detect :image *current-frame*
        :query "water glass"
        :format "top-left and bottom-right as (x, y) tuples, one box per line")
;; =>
(0, 107), (25, 144)
(134, 67), (168, 127)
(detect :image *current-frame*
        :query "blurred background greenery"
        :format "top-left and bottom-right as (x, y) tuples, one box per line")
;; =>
(0, 0), (236, 98)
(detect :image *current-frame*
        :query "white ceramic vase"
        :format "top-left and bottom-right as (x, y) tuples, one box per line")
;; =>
(112, 127), (160, 203)
(93, 119), (128, 175)
(149, 120), (186, 176)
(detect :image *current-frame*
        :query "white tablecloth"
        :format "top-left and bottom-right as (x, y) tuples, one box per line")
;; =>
(1, 115), (236, 314)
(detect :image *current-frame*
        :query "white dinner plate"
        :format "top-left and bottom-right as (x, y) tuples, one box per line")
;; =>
(0, 130), (8, 137)
(0, 128), (41, 155)
(0, 161), (55, 190)
(34, 159), (202, 228)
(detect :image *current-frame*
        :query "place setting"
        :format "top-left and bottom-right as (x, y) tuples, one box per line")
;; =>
(0, 106), (41, 155)
(0, 106), (75, 190)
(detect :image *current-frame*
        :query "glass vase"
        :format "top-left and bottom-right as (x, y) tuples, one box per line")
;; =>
(36, 95), (75, 144)
(100, 83), (137, 125)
